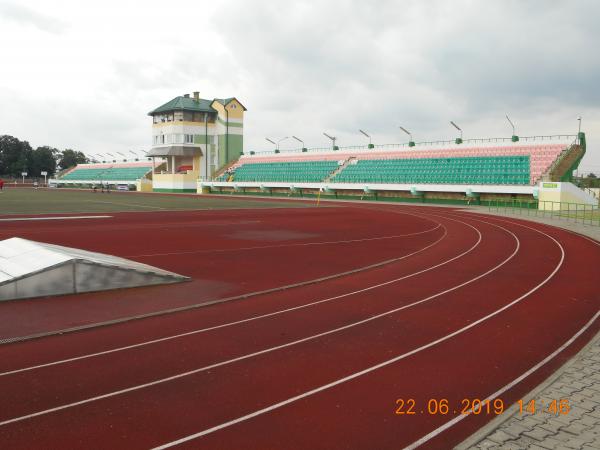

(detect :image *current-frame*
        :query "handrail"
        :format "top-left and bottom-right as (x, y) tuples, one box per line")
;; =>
(542, 136), (581, 181)
(489, 199), (599, 227)
(244, 134), (578, 157)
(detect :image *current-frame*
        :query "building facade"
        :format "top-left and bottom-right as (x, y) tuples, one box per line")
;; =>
(147, 91), (245, 192)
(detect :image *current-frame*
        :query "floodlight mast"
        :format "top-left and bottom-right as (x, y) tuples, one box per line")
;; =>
(399, 126), (412, 141)
(277, 136), (289, 150)
(577, 116), (582, 134)
(358, 129), (371, 145)
(450, 121), (463, 144)
(399, 126), (415, 147)
(505, 115), (519, 142)
(450, 121), (462, 138)
(505, 115), (515, 136)
(292, 135), (305, 151)
(323, 132), (337, 150)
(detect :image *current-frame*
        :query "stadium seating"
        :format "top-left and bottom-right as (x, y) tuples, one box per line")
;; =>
(333, 156), (530, 185)
(231, 161), (339, 183)
(61, 163), (153, 182)
(227, 142), (568, 186)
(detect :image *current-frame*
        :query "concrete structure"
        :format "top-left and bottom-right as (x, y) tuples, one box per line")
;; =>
(0, 238), (188, 301)
(147, 91), (246, 192)
(202, 135), (598, 208)
(537, 181), (599, 209)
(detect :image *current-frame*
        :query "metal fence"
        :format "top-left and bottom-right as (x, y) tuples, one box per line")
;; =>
(488, 199), (600, 227)
(246, 134), (578, 157)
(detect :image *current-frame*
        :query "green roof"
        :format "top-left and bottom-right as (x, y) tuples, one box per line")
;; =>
(148, 96), (216, 115)
(213, 98), (247, 111)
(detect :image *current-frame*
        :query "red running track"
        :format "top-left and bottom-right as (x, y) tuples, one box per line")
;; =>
(0, 203), (598, 449)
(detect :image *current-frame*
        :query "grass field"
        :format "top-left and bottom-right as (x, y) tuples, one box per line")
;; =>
(0, 188), (312, 215)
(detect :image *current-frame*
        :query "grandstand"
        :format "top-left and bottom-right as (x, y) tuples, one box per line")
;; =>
(205, 134), (596, 206)
(53, 161), (154, 188)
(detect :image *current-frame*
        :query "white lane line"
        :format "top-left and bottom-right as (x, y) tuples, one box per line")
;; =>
(0, 225), (447, 377)
(128, 224), (442, 258)
(149, 219), (562, 450)
(0, 211), (445, 345)
(0, 216), (514, 427)
(91, 200), (166, 210)
(403, 310), (600, 450)
(0, 216), (112, 222)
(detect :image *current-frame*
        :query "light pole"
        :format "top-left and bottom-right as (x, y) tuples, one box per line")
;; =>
(578, 116), (582, 134)
(323, 132), (338, 150)
(266, 137), (277, 151)
(450, 121), (463, 144)
(359, 129), (374, 149)
(399, 126), (415, 147)
(277, 136), (289, 151)
(506, 115), (518, 142)
(292, 135), (306, 152)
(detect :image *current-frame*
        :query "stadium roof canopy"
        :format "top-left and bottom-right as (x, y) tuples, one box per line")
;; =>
(0, 237), (188, 301)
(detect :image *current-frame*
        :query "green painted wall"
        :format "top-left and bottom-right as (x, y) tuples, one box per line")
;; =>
(218, 134), (244, 166)
(193, 135), (216, 145)
(217, 117), (243, 128)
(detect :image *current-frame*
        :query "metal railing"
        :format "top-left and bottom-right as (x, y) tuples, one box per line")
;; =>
(488, 199), (600, 227)
(245, 134), (578, 157)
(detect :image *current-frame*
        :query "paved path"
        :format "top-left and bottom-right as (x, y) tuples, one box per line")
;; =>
(458, 331), (600, 449)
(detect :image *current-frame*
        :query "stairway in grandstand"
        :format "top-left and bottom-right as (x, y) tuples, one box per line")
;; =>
(324, 157), (356, 182)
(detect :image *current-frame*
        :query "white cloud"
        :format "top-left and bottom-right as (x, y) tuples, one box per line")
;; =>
(0, 0), (598, 173)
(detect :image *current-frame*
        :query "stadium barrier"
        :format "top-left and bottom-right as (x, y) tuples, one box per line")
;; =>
(488, 199), (600, 227)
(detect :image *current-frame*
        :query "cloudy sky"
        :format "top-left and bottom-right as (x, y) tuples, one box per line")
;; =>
(0, 0), (598, 173)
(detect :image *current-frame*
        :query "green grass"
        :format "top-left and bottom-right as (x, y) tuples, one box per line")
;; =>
(0, 188), (312, 215)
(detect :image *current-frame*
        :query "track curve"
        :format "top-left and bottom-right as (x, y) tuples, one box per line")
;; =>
(0, 204), (597, 449)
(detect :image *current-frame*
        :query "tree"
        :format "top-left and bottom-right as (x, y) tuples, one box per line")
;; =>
(58, 149), (88, 170)
(31, 146), (59, 177)
(0, 135), (33, 177)
(587, 173), (597, 179)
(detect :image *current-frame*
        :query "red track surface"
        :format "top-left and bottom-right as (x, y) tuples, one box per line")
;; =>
(0, 202), (598, 449)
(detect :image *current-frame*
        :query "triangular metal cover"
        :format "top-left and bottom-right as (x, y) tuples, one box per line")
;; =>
(0, 238), (189, 301)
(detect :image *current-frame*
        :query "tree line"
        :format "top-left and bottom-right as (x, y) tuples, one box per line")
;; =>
(0, 135), (88, 178)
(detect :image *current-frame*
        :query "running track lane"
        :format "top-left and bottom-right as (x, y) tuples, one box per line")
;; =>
(0, 206), (442, 339)
(0, 209), (598, 448)
(0, 209), (465, 367)
(0, 211), (482, 417)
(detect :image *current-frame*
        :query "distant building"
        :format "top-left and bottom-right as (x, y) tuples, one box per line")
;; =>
(146, 91), (245, 192)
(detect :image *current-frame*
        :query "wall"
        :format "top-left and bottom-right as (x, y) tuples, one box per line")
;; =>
(153, 172), (199, 192)
(538, 182), (599, 209)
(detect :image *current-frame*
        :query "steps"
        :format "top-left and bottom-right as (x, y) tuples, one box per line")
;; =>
(324, 157), (356, 182)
